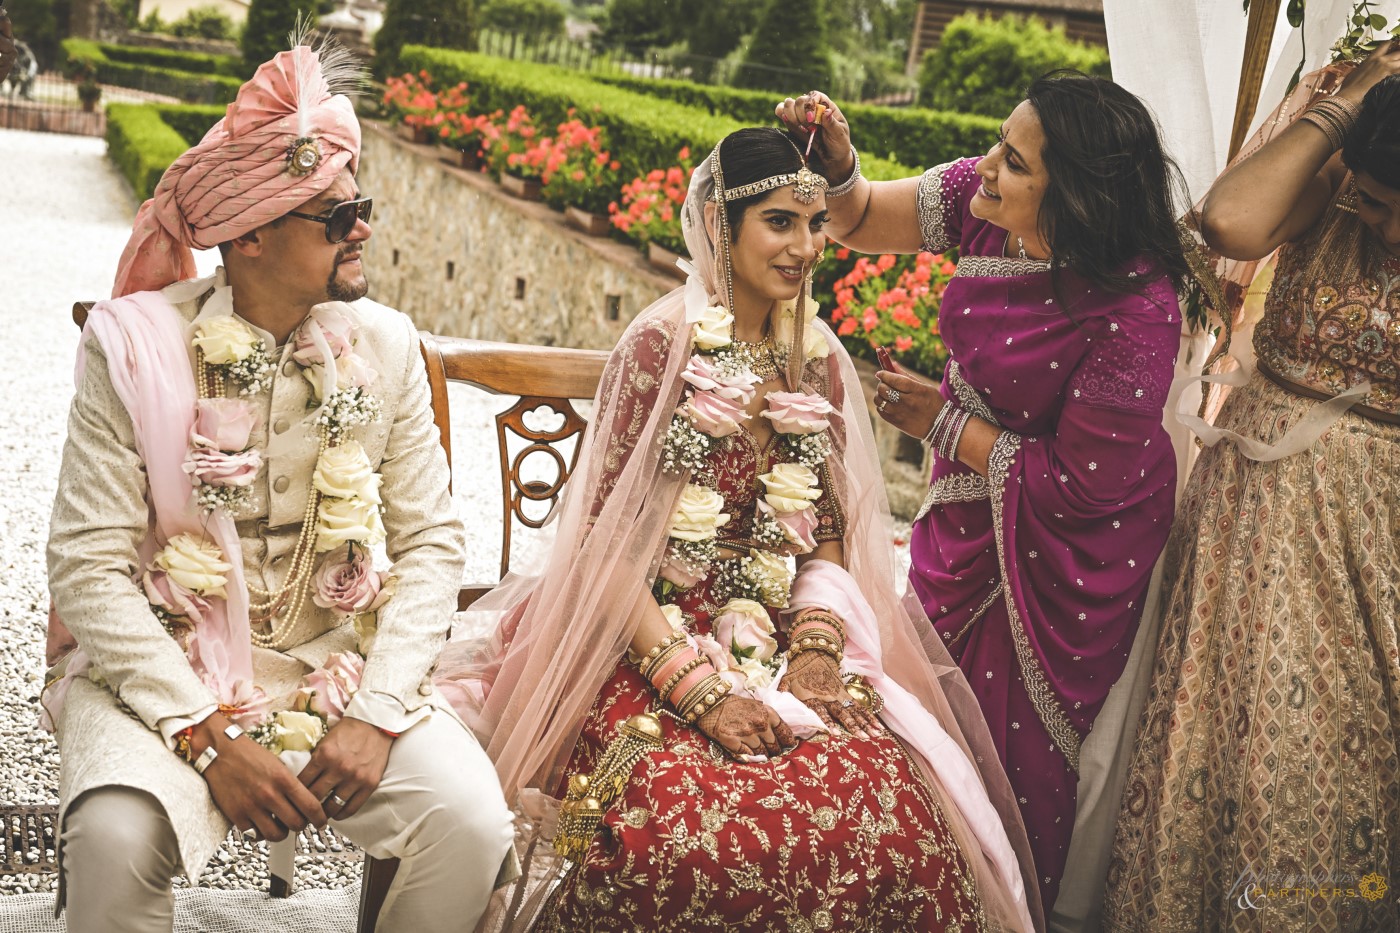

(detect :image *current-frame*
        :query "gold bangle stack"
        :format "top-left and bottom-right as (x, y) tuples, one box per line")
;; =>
(1300, 96), (1360, 150)
(789, 610), (846, 664)
(637, 631), (687, 682)
(676, 672), (731, 724)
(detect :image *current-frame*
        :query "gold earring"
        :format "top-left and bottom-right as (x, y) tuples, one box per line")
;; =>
(1337, 180), (1360, 215)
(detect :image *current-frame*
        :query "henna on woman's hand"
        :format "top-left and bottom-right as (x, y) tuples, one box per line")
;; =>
(781, 652), (882, 737)
(697, 695), (797, 758)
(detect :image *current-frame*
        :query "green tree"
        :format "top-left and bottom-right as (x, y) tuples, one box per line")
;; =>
(596, 0), (681, 51)
(170, 6), (237, 41)
(241, 0), (317, 66)
(918, 12), (1110, 118)
(736, 0), (831, 93)
(679, 0), (759, 81)
(375, 0), (477, 77)
(479, 0), (566, 37)
(8, 0), (71, 71)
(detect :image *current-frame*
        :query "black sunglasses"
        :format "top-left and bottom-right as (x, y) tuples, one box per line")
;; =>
(286, 197), (373, 243)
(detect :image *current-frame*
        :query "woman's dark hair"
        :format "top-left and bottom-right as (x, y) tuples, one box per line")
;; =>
(1026, 70), (1191, 303)
(1342, 74), (1400, 189)
(717, 127), (805, 238)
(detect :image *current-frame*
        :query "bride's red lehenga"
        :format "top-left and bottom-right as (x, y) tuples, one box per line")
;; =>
(536, 353), (990, 932)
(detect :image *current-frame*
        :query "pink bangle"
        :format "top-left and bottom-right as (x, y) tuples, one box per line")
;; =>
(668, 664), (715, 707)
(649, 647), (698, 694)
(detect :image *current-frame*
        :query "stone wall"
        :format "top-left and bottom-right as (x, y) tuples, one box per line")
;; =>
(357, 121), (675, 351)
(356, 121), (931, 517)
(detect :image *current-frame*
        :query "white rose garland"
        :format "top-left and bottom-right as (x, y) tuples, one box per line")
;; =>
(150, 308), (394, 757)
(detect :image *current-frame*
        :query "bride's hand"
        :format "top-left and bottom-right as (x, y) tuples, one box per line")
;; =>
(779, 651), (881, 739)
(696, 695), (798, 759)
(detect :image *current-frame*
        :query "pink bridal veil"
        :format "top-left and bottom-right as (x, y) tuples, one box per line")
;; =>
(434, 144), (1043, 931)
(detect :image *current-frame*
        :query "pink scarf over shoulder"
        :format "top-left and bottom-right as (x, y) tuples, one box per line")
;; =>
(43, 291), (253, 729)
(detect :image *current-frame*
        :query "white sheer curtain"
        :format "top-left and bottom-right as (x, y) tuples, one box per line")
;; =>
(1051, 3), (1399, 930)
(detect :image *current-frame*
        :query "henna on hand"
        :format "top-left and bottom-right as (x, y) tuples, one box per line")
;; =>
(782, 652), (882, 737)
(780, 652), (846, 701)
(698, 696), (796, 758)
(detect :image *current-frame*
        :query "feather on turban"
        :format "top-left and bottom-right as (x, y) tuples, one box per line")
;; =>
(112, 44), (362, 298)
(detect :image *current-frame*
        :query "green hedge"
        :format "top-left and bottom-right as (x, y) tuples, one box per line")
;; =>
(151, 103), (227, 145)
(82, 41), (247, 78)
(63, 39), (245, 105)
(106, 104), (192, 200)
(591, 72), (1001, 171)
(397, 46), (916, 181)
(105, 103), (225, 200)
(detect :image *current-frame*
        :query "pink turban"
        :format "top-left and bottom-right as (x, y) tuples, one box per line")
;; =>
(112, 45), (362, 298)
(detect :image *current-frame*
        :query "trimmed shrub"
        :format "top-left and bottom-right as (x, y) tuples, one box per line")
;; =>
(398, 46), (917, 182)
(169, 6), (238, 41)
(62, 39), (245, 104)
(63, 39), (245, 77)
(376, 0), (478, 78)
(591, 73), (999, 171)
(152, 104), (227, 144)
(242, 0), (319, 68)
(918, 12), (1110, 118)
(479, 0), (566, 37)
(105, 104), (195, 200)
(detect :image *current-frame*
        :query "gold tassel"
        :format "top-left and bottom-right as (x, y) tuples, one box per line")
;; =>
(552, 713), (665, 862)
(786, 263), (810, 392)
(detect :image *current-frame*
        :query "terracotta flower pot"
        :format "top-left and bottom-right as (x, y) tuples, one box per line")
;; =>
(398, 123), (430, 145)
(457, 148), (483, 171)
(647, 242), (688, 282)
(566, 206), (611, 237)
(500, 172), (543, 201)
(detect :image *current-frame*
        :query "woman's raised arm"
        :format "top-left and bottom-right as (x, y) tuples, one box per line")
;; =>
(1201, 40), (1400, 260)
(775, 91), (926, 253)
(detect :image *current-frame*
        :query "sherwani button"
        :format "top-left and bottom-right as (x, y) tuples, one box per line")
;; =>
(419, 682), (433, 696)
(274, 476), (290, 493)
(282, 360), (297, 377)
(273, 419), (289, 434)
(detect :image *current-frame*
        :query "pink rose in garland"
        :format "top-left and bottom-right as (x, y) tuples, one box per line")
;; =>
(143, 569), (213, 624)
(757, 499), (818, 553)
(312, 543), (395, 616)
(679, 390), (748, 438)
(762, 391), (834, 435)
(681, 354), (759, 403)
(191, 398), (259, 450)
(658, 548), (706, 588)
(211, 677), (273, 731)
(297, 651), (365, 727)
(291, 306), (355, 367)
(184, 447), (262, 487)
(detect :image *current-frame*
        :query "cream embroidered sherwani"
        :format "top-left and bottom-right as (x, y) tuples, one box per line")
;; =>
(47, 272), (467, 878)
